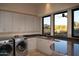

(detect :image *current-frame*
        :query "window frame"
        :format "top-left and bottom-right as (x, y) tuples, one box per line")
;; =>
(53, 11), (68, 37)
(72, 8), (79, 37)
(42, 15), (51, 35)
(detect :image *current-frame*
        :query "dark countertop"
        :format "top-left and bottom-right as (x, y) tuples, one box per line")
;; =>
(23, 34), (79, 40)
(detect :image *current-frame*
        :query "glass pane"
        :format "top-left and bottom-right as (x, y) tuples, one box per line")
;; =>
(73, 10), (79, 36)
(54, 12), (67, 37)
(43, 16), (50, 35)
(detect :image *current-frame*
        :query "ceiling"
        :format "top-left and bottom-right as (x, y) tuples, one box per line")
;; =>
(0, 3), (79, 16)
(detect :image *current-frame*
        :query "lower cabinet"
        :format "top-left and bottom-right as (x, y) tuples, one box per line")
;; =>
(37, 38), (53, 55)
(27, 38), (37, 51)
(27, 37), (53, 55)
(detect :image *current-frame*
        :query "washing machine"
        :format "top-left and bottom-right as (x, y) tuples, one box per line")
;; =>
(0, 38), (14, 56)
(14, 36), (27, 56)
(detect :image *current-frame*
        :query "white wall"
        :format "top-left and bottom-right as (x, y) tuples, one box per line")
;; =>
(0, 11), (41, 37)
(67, 9), (72, 37)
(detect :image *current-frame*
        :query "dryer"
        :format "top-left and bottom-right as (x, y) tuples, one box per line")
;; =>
(14, 36), (27, 56)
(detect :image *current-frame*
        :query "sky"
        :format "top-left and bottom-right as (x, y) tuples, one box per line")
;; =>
(55, 13), (67, 25)
(44, 17), (50, 25)
(74, 10), (79, 23)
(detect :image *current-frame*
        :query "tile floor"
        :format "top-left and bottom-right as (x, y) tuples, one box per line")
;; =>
(27, 50), (47, 56)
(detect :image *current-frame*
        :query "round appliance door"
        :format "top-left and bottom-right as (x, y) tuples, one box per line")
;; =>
(0, 44), (12, 56)
(16, 41), (26, 52)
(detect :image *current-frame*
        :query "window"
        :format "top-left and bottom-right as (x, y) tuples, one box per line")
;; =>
(54, 12), (68, 37)
(42, 15), (51, 35)
(72, 8), (79, 37)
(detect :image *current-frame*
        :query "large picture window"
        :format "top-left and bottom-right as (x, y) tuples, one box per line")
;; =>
(42, 15), (51, 35)
(72, 8), (79, 37)
(54, 12), (67, 37)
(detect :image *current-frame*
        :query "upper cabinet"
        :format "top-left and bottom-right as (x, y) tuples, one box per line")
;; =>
(12, 13), (25, 32)
(0, 11), (41, 33)
(0, 11), (13, 32)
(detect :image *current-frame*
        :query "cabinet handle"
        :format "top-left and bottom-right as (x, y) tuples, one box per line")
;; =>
(50, 43), (55, 51)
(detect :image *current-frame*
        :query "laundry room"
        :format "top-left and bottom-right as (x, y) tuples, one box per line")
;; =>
(0, 3), (79, 56)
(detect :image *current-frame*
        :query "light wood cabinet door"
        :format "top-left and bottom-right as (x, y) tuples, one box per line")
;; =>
(0, 11), (13, 32)
(0, 11), (41, 33)
(37, 39), (53, 55)
(12, 13), (26, 32)
(27, 38), (37, 51)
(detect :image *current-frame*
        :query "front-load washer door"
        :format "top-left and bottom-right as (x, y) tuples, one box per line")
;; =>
(16, 41), (27, 52)
(0, 44), (13, 56)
